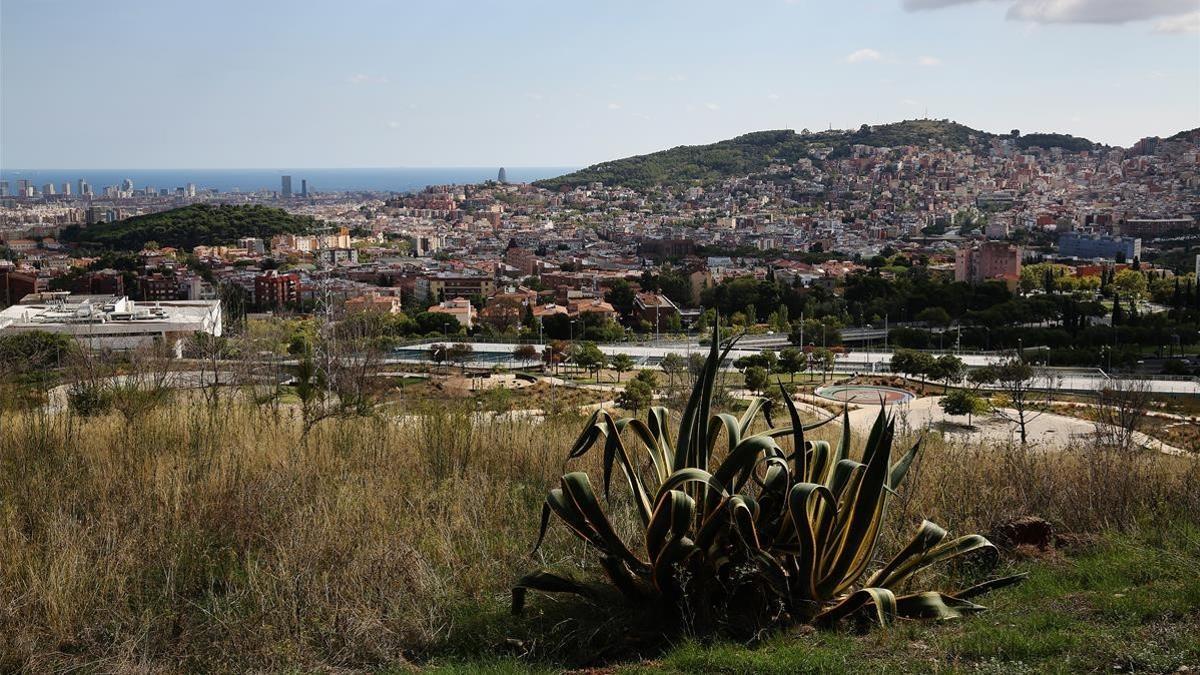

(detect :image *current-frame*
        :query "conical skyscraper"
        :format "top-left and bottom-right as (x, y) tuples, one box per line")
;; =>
(497, 167), (507, 184)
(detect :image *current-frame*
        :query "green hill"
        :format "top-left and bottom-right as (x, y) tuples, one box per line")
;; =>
(62, 204), (322, 251)
(536, 119), (1101, 190)
(1012, 132), (1097, 153)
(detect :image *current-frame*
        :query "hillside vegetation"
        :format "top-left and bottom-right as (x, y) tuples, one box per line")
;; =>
(537, 119), (1100, 190)
(61, 204), (321, 251)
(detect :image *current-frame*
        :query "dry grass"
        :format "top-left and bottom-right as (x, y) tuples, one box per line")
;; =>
(0, 394), (1197, 672)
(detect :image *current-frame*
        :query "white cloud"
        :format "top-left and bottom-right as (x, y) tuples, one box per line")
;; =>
(846, 48), (883, 63)
(1153, 10), (1200, 33)
(347, 74), (389, 85)
(704, 102), (720, 110)
(901, 98), (920, 106)
(606, 102), (622, 110)
(386, 121), (401, 129)
(902, 0), (1198, 26)
(767, 92), (781, 100)
(917, 55), (942, 66)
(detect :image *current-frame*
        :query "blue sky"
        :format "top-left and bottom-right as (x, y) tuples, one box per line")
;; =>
(3, 0), (1198, 168)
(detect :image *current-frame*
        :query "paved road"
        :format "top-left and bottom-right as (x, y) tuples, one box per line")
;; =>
(787, 394), (1188, 454)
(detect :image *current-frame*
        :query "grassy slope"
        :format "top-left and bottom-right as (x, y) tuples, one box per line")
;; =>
(428, 526), (1200, 673)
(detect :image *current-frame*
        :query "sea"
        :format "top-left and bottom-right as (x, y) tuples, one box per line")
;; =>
(0, 167), (576, 194)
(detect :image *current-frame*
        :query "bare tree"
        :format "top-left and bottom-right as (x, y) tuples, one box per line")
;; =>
(974, 359), (1055, 445)
(296, 308), (385, 438)
(1094, 377), (1152, 452)
(186, 333), (236, 409)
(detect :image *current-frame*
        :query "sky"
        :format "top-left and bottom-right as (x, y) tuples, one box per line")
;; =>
(3, 0), (1198, 169)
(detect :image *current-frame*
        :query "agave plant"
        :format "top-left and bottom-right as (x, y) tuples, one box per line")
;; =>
(514, 322), (1024, 633)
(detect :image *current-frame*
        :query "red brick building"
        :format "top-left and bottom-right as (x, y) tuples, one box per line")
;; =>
(255, 270), (301, 309)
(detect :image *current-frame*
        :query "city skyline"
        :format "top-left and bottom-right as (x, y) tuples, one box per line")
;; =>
(3, 0), (1198, 169)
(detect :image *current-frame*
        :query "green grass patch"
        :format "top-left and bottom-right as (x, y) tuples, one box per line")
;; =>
(429, 525), (1200, 673)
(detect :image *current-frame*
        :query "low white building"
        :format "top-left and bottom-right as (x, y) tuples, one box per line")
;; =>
(0, 292), (222, 352)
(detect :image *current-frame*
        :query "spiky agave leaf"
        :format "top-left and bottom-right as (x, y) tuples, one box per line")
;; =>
(515, 312), (1022, 632)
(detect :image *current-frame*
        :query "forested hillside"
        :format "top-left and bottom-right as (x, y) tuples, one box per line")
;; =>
(62, 204), (321, 251)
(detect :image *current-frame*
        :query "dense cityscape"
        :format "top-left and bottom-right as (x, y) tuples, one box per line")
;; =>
(1, 120), (1198, 375)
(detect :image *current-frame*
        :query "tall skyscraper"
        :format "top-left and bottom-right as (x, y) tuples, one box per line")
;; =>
(78, 179), (90, 197)
(301, 179), (308, 197)
(498, 167), (507, 183)
(0, 181), (9, 197)
(62, 182), (72, 196)
(121, 178), (134, 192)
(43, 183), (56, 196)
(186, 183), (197, 197)
(281, 175), (293, 198)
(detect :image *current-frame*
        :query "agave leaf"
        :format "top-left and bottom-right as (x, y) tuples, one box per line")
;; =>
(673, 340), (710, 473)
(865, 519), (948, 588)
(819, 410), (895, 596)
(787, 482), (837, 601)
(711, 435), (784, 495)
(651, 535), (697, 597)
(598, 413), (654, 524)
(806, 440), (832, 487)
(646, 489), (696, 562)
(708, 413), (743, 458)
(832, 406), (853, 471)
(779, 380), (807, 481)
(647, 406), (674, 457)
(561, 472), (647, 571)
(655, 467), (731, 512)
(512, 571), (599, 615)
(738, 397), (769, 437)
(876, 532), (1000, 591)
(827, 458), (864, 503)
(569, 409), (608, 459)
(953, 573), (1028, 600)
(814, 587), (897, 627)
(617, 417), (671, 486)
(535, 487), (606, 554)
(888, 437), (922, 490)
(598, 555), (653, 602)
(729, 495), (763, 550)
(894, 591), (985, 620)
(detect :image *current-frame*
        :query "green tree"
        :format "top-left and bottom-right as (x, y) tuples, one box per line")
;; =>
(778, 347), (807, 382)
(447, 343), (474, 373)
(605, 279), (637, 319)
(929, 354), (965, 388)
(659, 352), (685, 388)
(570, 341), (606, 382)
(743, 365), (770, 394)
(939, 389), (986, 426)
(1112, 269), (1148, 302)
(513, 344), (539, 365)
(616, 370), (657, 413)
(609, 353), (635, 382)
(916, 306), (951, 328)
